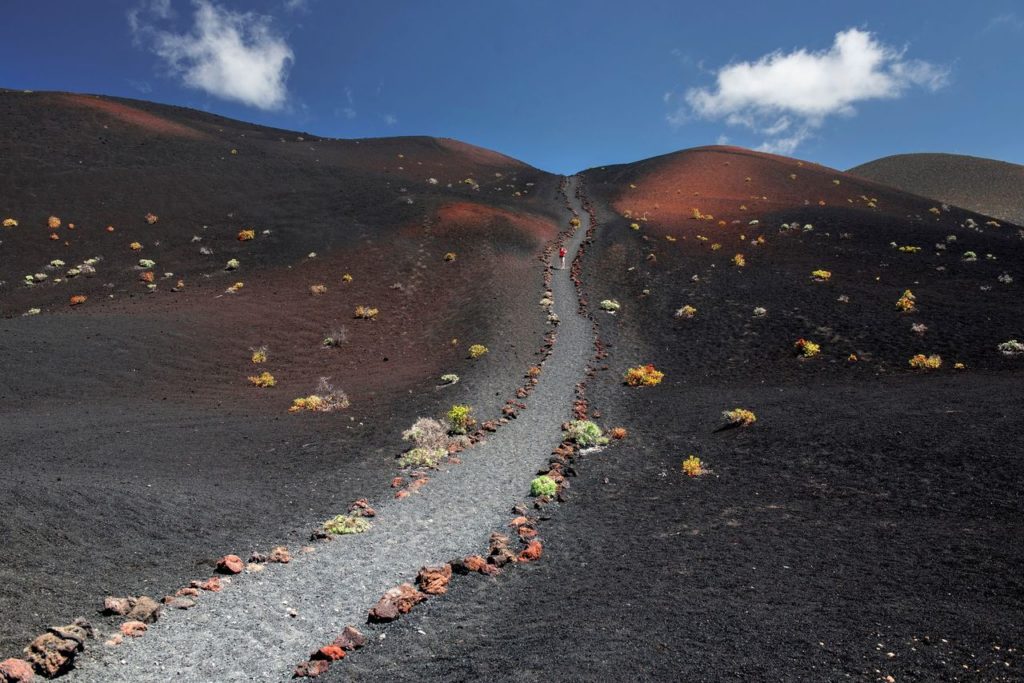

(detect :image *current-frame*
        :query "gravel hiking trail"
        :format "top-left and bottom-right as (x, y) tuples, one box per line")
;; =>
(66, 176), (594, 682)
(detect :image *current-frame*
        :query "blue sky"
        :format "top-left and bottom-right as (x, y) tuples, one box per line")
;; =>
(2, 0), (1022, 174)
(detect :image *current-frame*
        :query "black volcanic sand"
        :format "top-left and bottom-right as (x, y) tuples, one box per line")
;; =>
(0, 91), (564, 657)
(332, 176), (1024, 681)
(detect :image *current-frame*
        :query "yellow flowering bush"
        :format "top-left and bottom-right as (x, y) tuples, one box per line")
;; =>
(468, 344), (488, 359)
(237, 229), (255, 241)
(2, 218), (17, 228)
(289, 378), (350, 413)
(342, 273), (353, 282)
(794, 338), (820, 358)
(682, 455), (707, 477)
(674, 305), (697, 319)
(811, 269), (832, 282)
(248, 371), (276, 388)
(251, 346), (268, 363)
(130, 241), (143, 251)
(722, 408), (757, 426)
(444, 252), (457, 261)
(48, 215), (61, 229)
(354, 306), (379, 319)
(624, 364), (664, 387)
(896, 289), (916, 312)
(908, 354), (942, 370)
(732, 253), (746, 267)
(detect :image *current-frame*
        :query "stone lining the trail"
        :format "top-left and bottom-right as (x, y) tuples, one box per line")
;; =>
(63, 176), (595, 683)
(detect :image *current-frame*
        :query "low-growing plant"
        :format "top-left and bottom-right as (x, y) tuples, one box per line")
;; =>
(527, 366), (542, 378)
(794, 338), (820, 358)
(24, 308), (41, 316)
(309, 284), (328, 295)
(322, 327), (348, 347)
(48, 215), (61, 229)
(225, 281), (244, 294)
(675, 305), (697, 319)
(811, 269), (832, 282)
(954, 362), (966, 370)
(908, 354), (942, 369)
(564, 420), (608, 447)
(753, 306), (767, 317)
(530, 475), (558, 497)
(722, 408), (757, 426)
(139, 271), (155, 284)
(250, 346), (268, 363)
(896, 289), (916, 312)
(342, 273), (353, 282)
(962, 251), (977, 262)
(624, 364), (664, 387)
(402, 417), (450, 451)
(289, 378), (350, 413)
(732, 253), (746, 267)
(69, 295), (87, 306)
(398, 447), (446, 469)
(608, 427), (628, 440)
(237, 229), (255, 241)
(569, 216), (581, 227)
(440, 373), (459, 385)
(997, 339), (1024, 357)
(323, 514), (370, 535)
(225, 258), (240, 270)
(354, 306), (379, 319)
(443, 252), (457, 261)
(130, 241), (143, 251)
(2, 218), (17, 228)
(144, 213), (159, 224)
(468, 344), (488, 359)
(682, 455), (707, 477)
(599, 299), (620, 312)
(447, 404), (475, 434)
(911, 323), (928, 335)
(248, 371), (276, 388)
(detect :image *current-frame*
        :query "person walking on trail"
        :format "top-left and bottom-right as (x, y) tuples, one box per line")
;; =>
(559, 246), (567, 269)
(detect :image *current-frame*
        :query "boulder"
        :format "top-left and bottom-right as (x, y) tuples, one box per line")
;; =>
(293, 660), (330, 678)
(367, 584), (426, 623)
(332, 626), (366, 652)
(126, 596), (161, 624)
(23, 619), (92, 678)
(268, 546), (291, 564)
(518, 540), (544, 563)
(313, 646), (345, 662)
(216, 555), (244, 574)
(190, 577), (223, 592)
(101, 597), (132, 616)
(416, 564), (452, 595)
(119, 622), (147, 638)
(0, 658), (34, 682)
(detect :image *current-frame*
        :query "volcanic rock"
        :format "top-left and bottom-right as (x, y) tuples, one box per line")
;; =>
(216, 554), (244, 574)
(0, 658), (34, 682)
(367, 584), (426, 623)
(416, 564), (453, 595)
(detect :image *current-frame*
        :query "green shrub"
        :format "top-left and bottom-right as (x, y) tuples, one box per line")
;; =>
(447, 404), (475, 434)
(323, 514), (370, 535)
(564, 420), (608, 447)
(440, 373), (459, 385)
(398, 447), (446, 469)
(530, 475), (557, 497)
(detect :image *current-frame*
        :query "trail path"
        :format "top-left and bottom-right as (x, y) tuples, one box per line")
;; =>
(68, 177), (594, 682)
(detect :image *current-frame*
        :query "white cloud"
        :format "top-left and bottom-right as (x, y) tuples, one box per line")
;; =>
(383, 114), (398, 126)
(670, 28), (949, 154)
(986, 12), (1024, 32)
(283, 0), (309, 12)
(131, 0), (294, 110)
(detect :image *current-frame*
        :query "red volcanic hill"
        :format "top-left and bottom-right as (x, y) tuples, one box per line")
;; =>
(848, 152), (1024, 227)
(583, 144), (972, 229)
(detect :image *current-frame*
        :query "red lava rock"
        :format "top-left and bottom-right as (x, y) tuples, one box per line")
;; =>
(368, 583), (426, 623)
(508, 516), (530, 527)
(0, 658), (34, 682)
(104, 634), (123, 647)
(390, 476), (405, 488)
(249, 551), (268, 563)
(517, 526), (539, 541)
(518, 540), (544, 563)
(191, 576), (223, 592)
(348, 498), (376, 517)
(293, 659), (330, 678)
(515, 388), (528, 398)
(269, 546), (292, 563)
(175, 587), (200, 598)
(216, 554), (244, 574)
(332, 626), (366, 652)
(407, 477), (429, 492)
(161, 597), (195, 610)
(416, 564), (453, 595)
(313, 645), (345, 661)
(394, 490), (410, 500)
(23, 620), (92, 678)
(101, 596), (132, 616)
(126, 596), (161, 624)
(119, 621), (148, 638)
(481, 420), (499, 432)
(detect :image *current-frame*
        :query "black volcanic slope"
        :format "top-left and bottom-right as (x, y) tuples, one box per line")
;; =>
(0, 90), (564, 657)
(849, 153), (1024, 227)
(335, 147), (1024, 682)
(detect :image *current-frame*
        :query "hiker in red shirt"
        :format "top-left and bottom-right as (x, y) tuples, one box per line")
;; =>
(559, 246), (567, 269)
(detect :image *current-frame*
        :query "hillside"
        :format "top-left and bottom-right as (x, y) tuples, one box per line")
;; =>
(330, 146), (1024, 682)
(0, 90), (565, 658)
(849, 152), (1024, 227)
